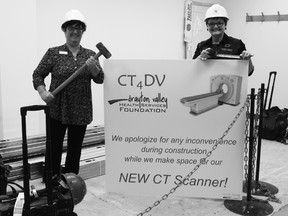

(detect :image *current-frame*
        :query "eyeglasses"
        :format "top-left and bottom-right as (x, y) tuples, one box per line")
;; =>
(207, 22), (225, 28)
(67, 25), (84, 32)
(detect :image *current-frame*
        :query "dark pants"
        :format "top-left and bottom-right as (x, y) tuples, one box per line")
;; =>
(46, 117), (87, 176)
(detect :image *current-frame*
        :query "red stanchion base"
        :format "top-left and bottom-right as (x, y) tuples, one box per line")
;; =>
(243, 180), (279, 195)
(224, 196), (274, 216)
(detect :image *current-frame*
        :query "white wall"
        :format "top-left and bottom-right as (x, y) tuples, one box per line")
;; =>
(0, 65), (3, 139)
(221, 0), (288, 108)
(0, 0), (39, 139)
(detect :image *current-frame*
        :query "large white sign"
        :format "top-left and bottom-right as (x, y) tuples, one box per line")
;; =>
(104, 59), (248, 200)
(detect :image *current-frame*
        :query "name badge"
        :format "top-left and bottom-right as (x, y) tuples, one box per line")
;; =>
(59, 51), (68, 55)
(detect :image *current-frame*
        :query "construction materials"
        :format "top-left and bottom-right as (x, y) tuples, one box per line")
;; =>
(0, 126), (105, 181)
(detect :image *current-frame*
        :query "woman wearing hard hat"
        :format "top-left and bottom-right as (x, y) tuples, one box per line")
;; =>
(33, 10), (104, 180)
(192, 4), (254, 76)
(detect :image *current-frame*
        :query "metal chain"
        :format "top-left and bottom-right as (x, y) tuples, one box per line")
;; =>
(244, 89), (260, 182)
(251, 90), (261, 179)
(137, 97), (250, 216)
(244, 95), (250, 181)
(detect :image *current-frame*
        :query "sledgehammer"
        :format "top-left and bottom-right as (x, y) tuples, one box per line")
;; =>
(51, 42), (111, 97)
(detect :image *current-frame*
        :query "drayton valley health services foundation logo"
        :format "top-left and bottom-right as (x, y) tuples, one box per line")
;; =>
(108, 92), (168, 113)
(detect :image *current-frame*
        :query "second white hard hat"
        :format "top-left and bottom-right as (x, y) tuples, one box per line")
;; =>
(204, 4), (229, 21)
(61, 9), (86, 31)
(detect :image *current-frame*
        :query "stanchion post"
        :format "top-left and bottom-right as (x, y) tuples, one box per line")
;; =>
(252, 83), (279, 195)
(255, 84), (264, 182)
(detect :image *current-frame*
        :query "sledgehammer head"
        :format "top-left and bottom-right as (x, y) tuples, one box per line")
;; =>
(96, 42), (112, 59)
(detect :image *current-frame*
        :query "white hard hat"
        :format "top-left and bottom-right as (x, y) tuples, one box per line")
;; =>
(61, 9), (86, 31)
(204, 4), (229, 21)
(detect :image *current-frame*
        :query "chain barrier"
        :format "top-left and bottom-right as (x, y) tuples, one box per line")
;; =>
(244, 89), (259, 181)
(251, 89), (261, 179)
(244, 88), (281, 204)
(137, 97), (250, 216)
(244, 95), (250, 182)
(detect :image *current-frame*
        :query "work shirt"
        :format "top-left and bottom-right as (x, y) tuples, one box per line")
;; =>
(192, 33), (246, 59)
(33, 44), (104, 125)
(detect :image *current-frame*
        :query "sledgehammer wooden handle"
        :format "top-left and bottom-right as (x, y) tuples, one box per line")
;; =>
(51, 42), (111, 97)
(51, 62), (88, 97)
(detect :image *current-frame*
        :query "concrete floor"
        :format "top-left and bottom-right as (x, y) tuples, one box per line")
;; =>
(73, 139), (288, 216)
